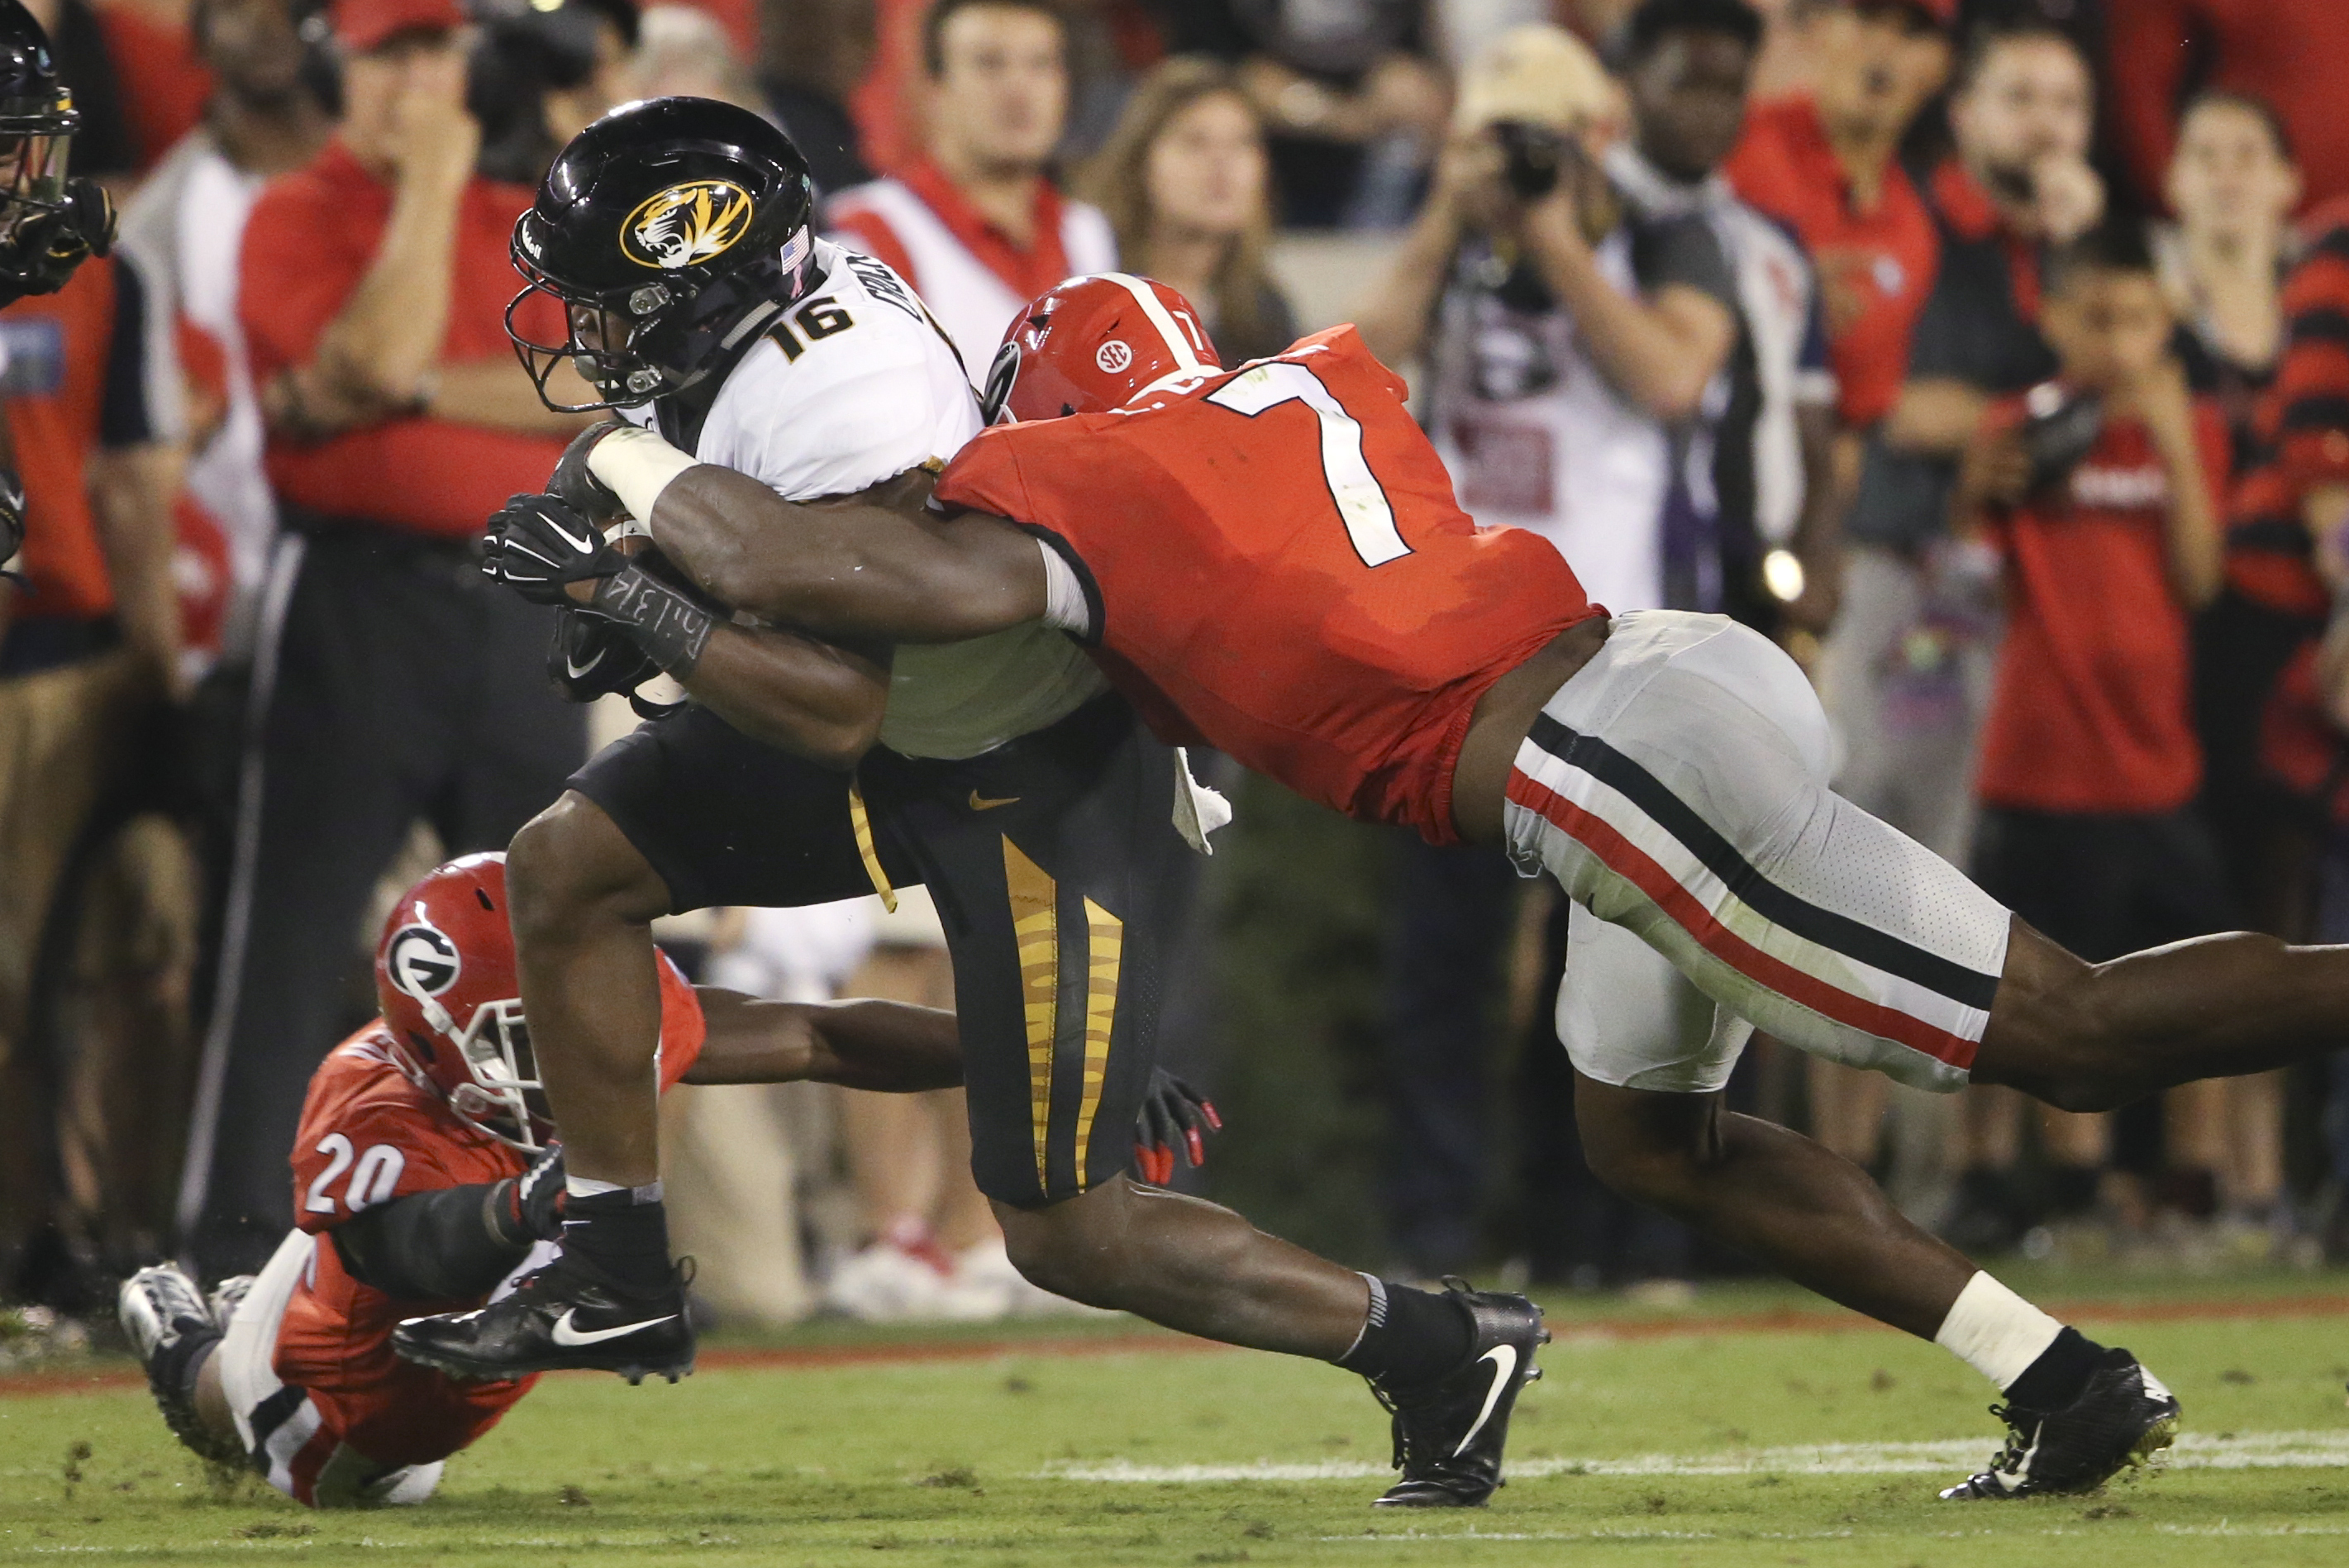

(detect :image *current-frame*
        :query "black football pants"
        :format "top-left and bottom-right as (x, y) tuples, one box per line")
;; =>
(176, 524), (584, 1279)
(574, 694), (1196, 1208)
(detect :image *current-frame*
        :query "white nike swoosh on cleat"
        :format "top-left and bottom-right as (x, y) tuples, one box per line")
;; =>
(1453, 1344), (1519, 1456)
(550, 1308), (678, 1347)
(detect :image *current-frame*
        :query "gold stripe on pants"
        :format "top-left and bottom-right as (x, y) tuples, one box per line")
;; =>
(1003, 838), (1059, 1190)
(1073, 898), (1123, 1191)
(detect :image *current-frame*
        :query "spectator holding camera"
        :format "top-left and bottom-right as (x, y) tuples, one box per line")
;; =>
(1956, 222), (2232, 1237)
(1356, 13), (1770, 1278)
(177, 0), (589, 1279)
(1357, 21), (1742, 612)
(1961, 223), (2228, 943)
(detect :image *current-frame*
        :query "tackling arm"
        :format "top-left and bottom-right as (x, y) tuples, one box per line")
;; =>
(682, 987), (1223, 1182)
(684, 988), (964, 1091)
(623, 451), (1049, 645)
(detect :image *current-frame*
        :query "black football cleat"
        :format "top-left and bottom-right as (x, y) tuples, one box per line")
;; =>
(1369, 1279), (1549, 1508)
(390, 1250), (694, 1385)
(1940, 1347), (2180, 1499)
(117, 1264), (246, 1467)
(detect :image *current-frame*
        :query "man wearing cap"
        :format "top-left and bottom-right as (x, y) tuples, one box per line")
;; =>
(178, 0), (593, 1279)
(1353, 18), (1751, 1280)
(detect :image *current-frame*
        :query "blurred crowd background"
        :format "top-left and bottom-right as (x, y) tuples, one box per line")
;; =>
(9, 0), (2349, 1337)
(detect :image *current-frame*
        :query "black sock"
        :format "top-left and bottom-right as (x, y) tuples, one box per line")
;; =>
(2003, 1326), (2105, 1410)
(560, 1188), (673, 1294)
(150, 1319), (220, 1403)
(1335, 1277), (1476, 1388)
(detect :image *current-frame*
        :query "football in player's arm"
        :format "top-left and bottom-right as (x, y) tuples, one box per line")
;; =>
(120, 855), (1217, 1508)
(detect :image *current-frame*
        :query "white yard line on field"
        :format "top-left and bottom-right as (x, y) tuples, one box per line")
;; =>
(1039, 1429), (2349, 1484)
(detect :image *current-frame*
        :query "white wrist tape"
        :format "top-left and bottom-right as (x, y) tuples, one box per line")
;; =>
(587, 425), (700, 525)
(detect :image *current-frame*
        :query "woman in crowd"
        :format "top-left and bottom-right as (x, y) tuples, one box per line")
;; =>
(1082, 56), (1299, 365)
(2160, 90), (2301, 465)
(2165, 89), (2304, 1249)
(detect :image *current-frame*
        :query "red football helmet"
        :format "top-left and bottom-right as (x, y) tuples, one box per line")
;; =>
(981, 273), (1222, 425)
(374, 853), (700, 1151)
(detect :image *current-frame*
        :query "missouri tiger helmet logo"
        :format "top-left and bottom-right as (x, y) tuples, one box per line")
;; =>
(621, 179), (756, 270)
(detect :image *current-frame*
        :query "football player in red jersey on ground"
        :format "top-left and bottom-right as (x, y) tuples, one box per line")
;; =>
(118, 852), (1215, 1508)
(484, 271), (2349, 1500)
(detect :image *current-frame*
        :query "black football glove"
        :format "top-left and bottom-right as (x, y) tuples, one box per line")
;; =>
(483, 491), (627, 605)
(0, 466), (23, 585)
(548, 603), (661, 702)
(489, 1142), (567, 1245)
(1132, 1069), (1222, 1186)
(550, 420), (631, 527)
(0, 179), (115, 304)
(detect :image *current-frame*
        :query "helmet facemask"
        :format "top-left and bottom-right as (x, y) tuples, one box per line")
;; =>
(438, 998), (552, 1154)
(0, 104), (72, 246)
(507, 224), (812, 412)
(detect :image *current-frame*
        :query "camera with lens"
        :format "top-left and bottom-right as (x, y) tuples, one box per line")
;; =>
(1488, 120), (1575, 202)
(293, 0), (622, 185)
(2016, 380), (2105, 496)
(466, 0), (618, 186)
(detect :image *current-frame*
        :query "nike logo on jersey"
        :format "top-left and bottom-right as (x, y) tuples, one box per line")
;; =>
(550, 1308), (678, 1347)
(1454, 1345), (1518, 1456)
(969, 791), (1021, 811)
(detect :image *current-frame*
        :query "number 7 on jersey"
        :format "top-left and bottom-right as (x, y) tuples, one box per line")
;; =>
(1207, 360), (1413, 568)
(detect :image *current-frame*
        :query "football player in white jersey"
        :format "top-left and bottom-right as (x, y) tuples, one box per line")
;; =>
(398, 100), (1544, 1510)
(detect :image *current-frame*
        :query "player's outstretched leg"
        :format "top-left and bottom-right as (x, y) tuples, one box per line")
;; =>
(119, 1264), (248, 1467)
(1974, 918), (2349, 1111)
(1500, 613), (2204, 1495)
(1573, 1076), (2178, 1499)
(391, 792), (694, 1383)
(993, 1177), (1547, 1507)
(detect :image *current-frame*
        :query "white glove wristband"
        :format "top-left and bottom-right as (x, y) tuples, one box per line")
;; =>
(586, 425), (701, 526)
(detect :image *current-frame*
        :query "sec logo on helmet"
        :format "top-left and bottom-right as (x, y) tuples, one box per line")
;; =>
(621, 179), (755, 271)
(386, 925), (461, 1002)
(1096, 340), (1134, 374)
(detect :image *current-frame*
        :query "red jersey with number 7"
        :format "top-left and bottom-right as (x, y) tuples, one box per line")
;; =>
(932, 326), (1603, 845)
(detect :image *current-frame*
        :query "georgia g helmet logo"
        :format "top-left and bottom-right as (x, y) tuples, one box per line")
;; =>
(622, 179), (756, 270)
(386, 924), (462, 1032)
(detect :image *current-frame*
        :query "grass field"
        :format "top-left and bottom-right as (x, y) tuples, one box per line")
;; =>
(6, 1271), (2349, 1566)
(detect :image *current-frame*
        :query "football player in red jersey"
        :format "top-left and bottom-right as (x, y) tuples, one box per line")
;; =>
(117, 852), (1216, 1508)
(484, 270), (2349, 1501)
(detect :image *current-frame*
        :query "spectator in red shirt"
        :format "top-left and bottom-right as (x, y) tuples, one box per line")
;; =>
(827, 0), (1117, 373)
(1724, 0), (1951, 438)
(2107, 0), (2349, 217)
(179, 0), (590, 1280)
(1959, 222), (2232, 1232)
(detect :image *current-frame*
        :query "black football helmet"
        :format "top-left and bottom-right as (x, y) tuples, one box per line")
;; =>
(0, 0), (110, 305)
(508, 96), (817, 411)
